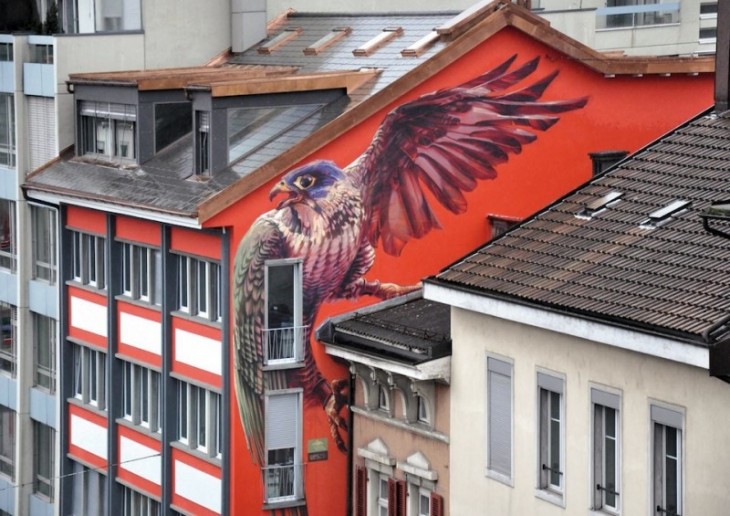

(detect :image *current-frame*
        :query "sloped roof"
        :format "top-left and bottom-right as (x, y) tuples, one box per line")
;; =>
(429, 109), (730, 345)
(24, 1), (716, 222)
(317, 294), (451, 365)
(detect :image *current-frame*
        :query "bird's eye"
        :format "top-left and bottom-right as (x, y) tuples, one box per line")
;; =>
(295, 174), (315, 189)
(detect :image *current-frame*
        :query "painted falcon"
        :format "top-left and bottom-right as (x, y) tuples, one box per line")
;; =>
(233, 54), (587, 507)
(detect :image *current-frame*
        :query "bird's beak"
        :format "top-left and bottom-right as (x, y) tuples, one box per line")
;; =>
(270, 181), (298, 208)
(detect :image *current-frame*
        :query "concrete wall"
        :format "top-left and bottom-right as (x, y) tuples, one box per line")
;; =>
(449, 306), (730, 516)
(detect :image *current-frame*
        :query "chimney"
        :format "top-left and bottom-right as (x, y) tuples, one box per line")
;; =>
(588, 150), (628, 177)
(715, 0), (730, 112)
(231, 0), (268, 53)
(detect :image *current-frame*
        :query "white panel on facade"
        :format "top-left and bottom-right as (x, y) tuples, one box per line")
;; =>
(26, 96), (56, 172)
(119, 436), (161, 485)
(119, 312), (161, 355)
(71, 296), (108, 337)
(70, 414), (107, 460)
(174, 460), (222, 514)
(174, 328), (221, 376)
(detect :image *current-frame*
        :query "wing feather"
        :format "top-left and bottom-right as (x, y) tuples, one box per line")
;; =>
(352, 54), (588, 256)
(233, 215), (287, 467)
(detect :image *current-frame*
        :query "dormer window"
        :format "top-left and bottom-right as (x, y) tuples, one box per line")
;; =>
(195, 111), (210, 175)
(79, 101), (136, 162)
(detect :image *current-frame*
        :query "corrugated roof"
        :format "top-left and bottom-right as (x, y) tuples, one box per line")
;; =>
(431, 110), (730, 345)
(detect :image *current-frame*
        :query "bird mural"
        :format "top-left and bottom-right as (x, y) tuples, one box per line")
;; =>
(233, 54), (587, 513)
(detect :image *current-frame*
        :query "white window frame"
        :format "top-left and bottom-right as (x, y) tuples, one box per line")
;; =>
(176, 381), (222, 459)
(72, 344), (107, 410)
(264, 389), (303, 503)
(0, 199), (16, 272)
(122, 485), (161, 516)
(33, 422), (55, 502)
(416, 395), (430, 425)
(122, 243), (161, 305)
(176, 255), (222, 322)
(122, 361), (161, 433)
(536, 371), (565, 505)
(31, 204), (58, 285)
(651, 403), (683, 516)
(376, 473), (389, 516)
(0, 303), (17, 378)
(263, 259), (304, 366)
(79, 101), (137, 161)
(0, 405), (15, 481)
(591, 388), (621, 514)
(72, 231), (106, 290)
(486, 355), (513, 484)
(33, 313), (56, 393)
(377, 385), (390, 415)
(0, 93), (15, 168)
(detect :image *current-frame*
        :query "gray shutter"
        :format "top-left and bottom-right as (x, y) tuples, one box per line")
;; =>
(266, 392), (299, 451)
(487, 357), (512, 477)
(27, 97), (56, 171)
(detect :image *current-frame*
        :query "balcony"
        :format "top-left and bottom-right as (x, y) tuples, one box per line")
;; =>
(263, 325), (307, 366)
(263, 463), (304, 504)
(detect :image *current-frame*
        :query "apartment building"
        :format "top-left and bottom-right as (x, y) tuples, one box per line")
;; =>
(0, 3), (231, 515)
(13, 1), (718, 514)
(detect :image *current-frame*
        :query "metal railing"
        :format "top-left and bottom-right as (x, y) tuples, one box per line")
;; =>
(263, 463), (304, 502)
(263, 325), (307, 364)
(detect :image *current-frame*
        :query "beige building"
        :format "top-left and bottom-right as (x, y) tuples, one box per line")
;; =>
(424, 79), (730, 515)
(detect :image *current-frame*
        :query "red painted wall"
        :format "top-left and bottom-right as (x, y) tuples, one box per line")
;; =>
(207, 26), (713, 515)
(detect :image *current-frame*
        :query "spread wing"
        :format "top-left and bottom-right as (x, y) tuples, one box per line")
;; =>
(350, 54), (588, 256)
(233, 215), (287, 467)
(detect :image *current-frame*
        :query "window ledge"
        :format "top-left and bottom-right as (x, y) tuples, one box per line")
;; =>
(262, 498), (306, 511)
(170, 440), (222, 467)
(262, 361), (305, 372)
(115, 417), (162, 441)
(485, 468), (514, 487)
(115, 294), (161, 312)
(535, 488), (564, 508)
(67, 396), (108, 418)
(65, 279), (108, 297)
(589, 510), (620, 516)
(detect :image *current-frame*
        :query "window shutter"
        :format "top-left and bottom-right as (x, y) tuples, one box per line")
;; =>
(488, 358), (512, 477)
(355, 466), (367, 516)
(396, 480), (407, 516)
(431, 492), (444, 516)
(266, 392), (298, 451)
(387, 477), (397, 516)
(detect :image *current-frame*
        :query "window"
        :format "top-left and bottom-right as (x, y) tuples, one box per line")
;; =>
(598, 0), (680, 29)
(71, 462), (107, 515)
(72, 344), (107, 410)
(0, 43), (12, 61)
(29, 43), (53, 64)
(176, 381), (222, 458)
(0, 94), (15, 168)
(72, 231), (106, 289)
(264, 390), (303, 503)
(122, 486), (160, 516)
(537, 372), (564, 498)
(652, 405), (683, 516)
(378, 386), (390, 414)
(416, 487), (431, 516)
(31, 205), (57, 284)
(195, 111), (210, 175)
(264, 261), (303, 365)
(700, 2), (718, 16)
(0, 406), (14, 480)
(0, 303), (16, 377)
(487, 357), (512, 481)
(177, 255), (222, 322)
(592, 389), (620, 513)
(488, 215), (519, 239)
(0, 200), (16, 272)
(34, 314), (56, 393)
(699, 27), (717, 41)
(417, 395), (430, 424)
(377, 473), (389, 516)
(122, 243), (161, 305)
(122, 361), (161, 432)
(33, 422), (54, 501)
(80, 101), (137, 161)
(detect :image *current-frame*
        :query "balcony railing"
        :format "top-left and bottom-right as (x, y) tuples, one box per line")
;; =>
(263, 463), (304, 503)
(263, 325), (307, 365)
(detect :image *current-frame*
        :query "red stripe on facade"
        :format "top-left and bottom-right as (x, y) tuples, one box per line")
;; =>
(117, 426), (162, 498)
(116, 216), (161, 246)
(68, 286), (108, 349)
(171, 449), (221, 516)
(170, 227), (221, 260)
(66, 206), (106, 235)
(68, 405), (108, 470)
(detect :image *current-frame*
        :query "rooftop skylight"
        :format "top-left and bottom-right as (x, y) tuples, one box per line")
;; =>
(304, 27), (352, 56)
(640, 199), (691, 229)
(257, 28), (303, 55)
(576, 191), (623, 219)
(401, 31), (440, 57)
(353, 27), (403, 57)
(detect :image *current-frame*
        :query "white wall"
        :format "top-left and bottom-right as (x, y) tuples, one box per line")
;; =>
(449, 306), (730, 515)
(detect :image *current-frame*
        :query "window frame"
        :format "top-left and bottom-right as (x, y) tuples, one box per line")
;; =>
(264, 389), (303, 504)
(263, 259), (304, 366)
(122, 485), (161, 516)
(72, 344), (107, 410)
(651, 403), (683, 516)
(536, 371), (565, 505)
(33, 313), (56, 393)
(33, 421), (55, 502)
(0, 405), (15, 481)
(175, 380), (222, 459)
(121, 242), (162, 306)
(486, 355), (513, 484)
(591, 388), (621, 514)
(0, 302), (17, 378)
(176, 254), (222, 323)
(31, 204), (58, 285)
(79, 101), (137, 162)
(0, 93), (16, 169)
(71, 231), (107, 290)
(0, 199), (16, 273)
(121, 361), (161, 433)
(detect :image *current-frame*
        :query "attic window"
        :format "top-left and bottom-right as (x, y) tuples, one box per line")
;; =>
(304, 27), (352, 55)
(257, 28), (303, 55)
(401, 31), (440, 57)
(576, 191), (623, 219)
(353, 27), (403, 56)
(640, 200), (690, 229)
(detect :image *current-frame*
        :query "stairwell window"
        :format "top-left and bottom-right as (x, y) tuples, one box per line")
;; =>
(264, 260), (303, 366)
(31, 205), (57, 284)
(264, 390), (303, 504)
(33, 314), (56, 393)
(0, 303), (16, 377)
(0, 93), (15, 168)
(79, 101), (136, 162)
(652, 404), (683, 516)
(33, 422), (55, 501)
(592, 388), (621, 514)
(0, 200), (15, 272)
(537, 372), (564, 504)
(0, 405), (14, 481)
